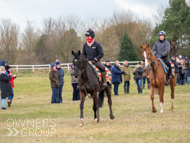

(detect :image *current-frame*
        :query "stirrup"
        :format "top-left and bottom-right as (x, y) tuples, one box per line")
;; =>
(102, 82), (107, 87)
(169, 75), (172, 79)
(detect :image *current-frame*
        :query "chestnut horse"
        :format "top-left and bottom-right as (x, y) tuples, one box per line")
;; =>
(140, 43), (175, 113)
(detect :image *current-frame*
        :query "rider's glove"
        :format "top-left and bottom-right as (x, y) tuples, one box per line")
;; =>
(156, 54), (162, 58)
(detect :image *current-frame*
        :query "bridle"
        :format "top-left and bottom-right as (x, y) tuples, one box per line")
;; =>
(144, 48), (160, 88)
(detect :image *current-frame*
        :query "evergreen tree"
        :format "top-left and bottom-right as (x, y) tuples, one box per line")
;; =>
(150, 0), (190, 56)
(118, 33), (138, 61)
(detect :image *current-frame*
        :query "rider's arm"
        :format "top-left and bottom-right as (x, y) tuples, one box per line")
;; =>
(152, 42), (157, 55)
(161, 41), (170, 57)
(82, 44), (87, 59)
(96, 43), (104, 60)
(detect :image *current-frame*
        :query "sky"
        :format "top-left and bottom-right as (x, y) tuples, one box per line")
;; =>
(0, 0), (170, 31)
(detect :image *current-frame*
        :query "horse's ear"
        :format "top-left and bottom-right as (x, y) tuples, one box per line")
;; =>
(72, 50), (75, 56)
(147, 43), (149, 48)
(78, 50), (81, 56)
(140, 45), (144, 50)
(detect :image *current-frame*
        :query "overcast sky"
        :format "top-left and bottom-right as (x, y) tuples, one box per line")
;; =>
(0, 0), (170, 31)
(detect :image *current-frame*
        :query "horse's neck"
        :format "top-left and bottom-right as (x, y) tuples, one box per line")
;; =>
(150, 50), (159, 71)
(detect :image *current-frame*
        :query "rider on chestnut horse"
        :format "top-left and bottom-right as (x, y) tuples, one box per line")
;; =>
(82, 28), (107, 87)
(152, 30), (172, 79)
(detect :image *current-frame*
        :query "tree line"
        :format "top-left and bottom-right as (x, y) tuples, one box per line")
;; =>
(0, 0), (190, 65)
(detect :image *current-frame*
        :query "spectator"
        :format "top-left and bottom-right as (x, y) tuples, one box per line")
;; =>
(179, 60), (185, 85)
(70, 64), (80, 101)
(182, 56), (187, 85)
(49, 63), (60, 103)
(171, 56), (179, 86)
(133, 62), (143, 94)
(112, 60), (125, 96)
(104, 60), (112, 72)
(142, 60), (150, 89)
(187, 61), (190, 84)
(56, 61), (64, 103)
(121, 60), (131, 94)
(176, 58), (181, 85)
(0, 60), (8, 109)
(0, 66), (14, 110)
(5, 66), (16, 107)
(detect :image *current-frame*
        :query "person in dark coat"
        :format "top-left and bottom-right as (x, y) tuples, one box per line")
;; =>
(104, 60), (112, 72)
(56, 61), (64, 103)
(186, 61), (190, 84)
(0, 66), (14, 110)
(82, 28), (107, 87)
(111, 60), (125, 95)
(171, 56), (179, 86)
(152, 30), (172, 79)
(70, 64), (80, 101)
(49, 63), (60, 103)
(133, 62), (143, 94)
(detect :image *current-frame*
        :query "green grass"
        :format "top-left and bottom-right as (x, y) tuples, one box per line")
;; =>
(0, 72), (190, 143)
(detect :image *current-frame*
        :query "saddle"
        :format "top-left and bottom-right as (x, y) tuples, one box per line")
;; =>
(159, 59), (175, 76)
(88, 61), (112, 84)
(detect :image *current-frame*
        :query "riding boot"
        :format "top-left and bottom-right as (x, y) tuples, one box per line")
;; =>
(127, 86), (129, 94)
(148, 83), (150, 89)
(101, 72), (108, 87)
(137, 87), (140, 94)
(143, 84), (145, 89)
(124, 87), (127, 94)
(140, 88), (143, 94)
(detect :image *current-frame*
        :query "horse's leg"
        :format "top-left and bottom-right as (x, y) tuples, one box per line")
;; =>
(150, 85), (157, 113)
(80, 91), (85, 126)
(170, 77), (175, 112)
(93, 91), (99, 124)
(105, 85), (115, 119)
(159, 85), (165, 114)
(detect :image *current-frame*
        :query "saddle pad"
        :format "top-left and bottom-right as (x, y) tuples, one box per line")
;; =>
(88, 61), (112, 84)
(159, 59), (175, 76)
(159, 59), (168, 74)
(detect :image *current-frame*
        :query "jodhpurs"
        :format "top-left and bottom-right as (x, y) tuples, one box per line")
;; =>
(95, 61), (105, 72)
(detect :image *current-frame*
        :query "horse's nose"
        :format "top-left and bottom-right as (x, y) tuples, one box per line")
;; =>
(75, 75), (78, 78)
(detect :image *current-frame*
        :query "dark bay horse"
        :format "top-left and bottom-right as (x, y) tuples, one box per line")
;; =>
(140, 43), (175, 113)
(72, 50), (115, 126)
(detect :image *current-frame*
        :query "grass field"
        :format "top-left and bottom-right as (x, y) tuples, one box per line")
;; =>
(0, 70), (190, 143)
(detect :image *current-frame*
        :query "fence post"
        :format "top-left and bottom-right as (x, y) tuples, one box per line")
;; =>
(32, 66), (34, 72)
(16, 66), (18, 72)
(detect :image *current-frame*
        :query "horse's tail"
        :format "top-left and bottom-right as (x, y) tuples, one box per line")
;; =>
(98, 90), (105, 108)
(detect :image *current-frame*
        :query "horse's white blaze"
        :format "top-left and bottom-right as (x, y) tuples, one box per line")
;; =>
(144, 51), (148, 67)
(75, 59), (77, 62)
(160, 102), (163, 113)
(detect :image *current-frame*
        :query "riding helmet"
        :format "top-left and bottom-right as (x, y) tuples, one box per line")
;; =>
(85, 28), (95, 39)
(158, 30), (166, 36)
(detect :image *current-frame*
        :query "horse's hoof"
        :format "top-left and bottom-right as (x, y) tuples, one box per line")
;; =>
(110, 114), (115, 119)
(171, 109), (174, 112)
(152, 109), (157, 113)
(94, 118), (98, 125)
(80, 118), (84, 127)
(160, 109), (163, 114)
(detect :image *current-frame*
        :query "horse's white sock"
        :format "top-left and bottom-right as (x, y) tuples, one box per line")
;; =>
(160, 102), (163, 113)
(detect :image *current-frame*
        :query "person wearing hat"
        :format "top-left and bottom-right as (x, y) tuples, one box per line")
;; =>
(104, 60), (112, 72)
(56, 61), (64, 103)
(152, 30), (172, 79)
(133, 62), (143, 94)
(82, 28), (107, 87)
(5, 65), (16, 107)
(49, 63), (60, 103)
(171, 55), (179, 86)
